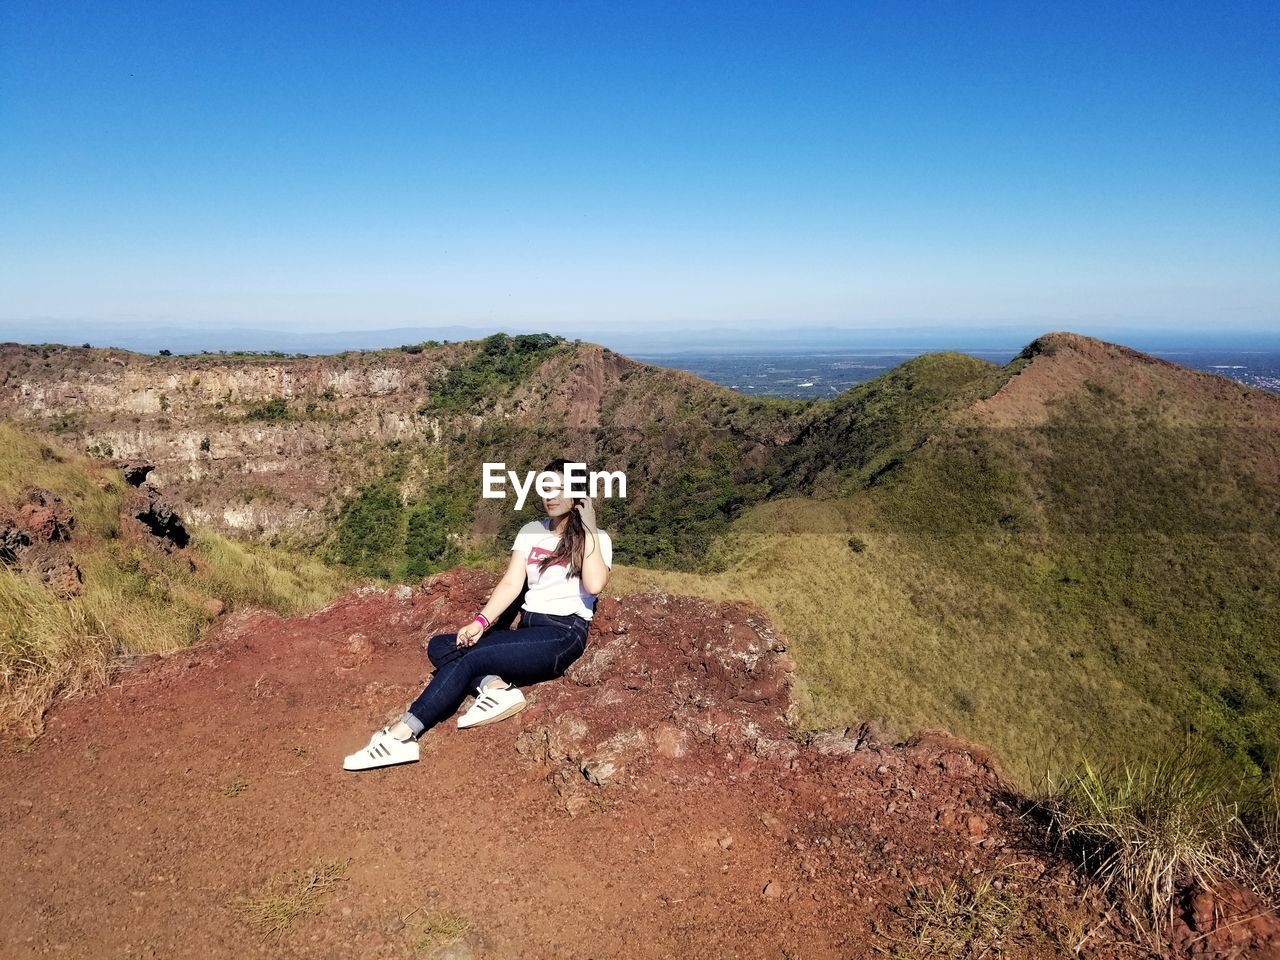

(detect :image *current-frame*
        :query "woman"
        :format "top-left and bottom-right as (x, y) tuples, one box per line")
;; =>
(344, 457), (613, 770)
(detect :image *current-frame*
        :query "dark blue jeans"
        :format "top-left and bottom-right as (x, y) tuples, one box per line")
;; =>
(399, 610), (590, 737)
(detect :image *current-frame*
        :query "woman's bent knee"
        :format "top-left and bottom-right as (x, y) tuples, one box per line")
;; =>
(426, 632), (456, 665)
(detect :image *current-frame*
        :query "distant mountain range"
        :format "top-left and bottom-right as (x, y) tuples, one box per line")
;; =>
(4, 318), (1278, 355)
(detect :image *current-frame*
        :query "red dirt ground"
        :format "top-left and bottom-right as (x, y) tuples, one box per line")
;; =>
(1, 569), (1272, 959)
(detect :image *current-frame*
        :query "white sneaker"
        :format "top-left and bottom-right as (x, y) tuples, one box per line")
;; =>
(343, 726), (420, 771)
(457, 677), (526, 729)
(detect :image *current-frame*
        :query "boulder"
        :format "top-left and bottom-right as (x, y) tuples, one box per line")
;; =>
(581, 728), (648, 786)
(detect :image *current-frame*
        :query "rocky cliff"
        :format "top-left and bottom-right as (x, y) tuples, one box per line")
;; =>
(0, 339), (798, 548)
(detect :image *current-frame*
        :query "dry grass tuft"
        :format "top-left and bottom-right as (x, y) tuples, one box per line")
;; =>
(1037, 744), (1275, 940)
(414, 912), (470, 951)
(880, 871), (1026, 958)
(182, 527), (350, 616)
(1240, 769), (1280, 904)
(236, 858), (350, 938)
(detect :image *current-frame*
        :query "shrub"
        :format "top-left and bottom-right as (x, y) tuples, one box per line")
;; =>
(245, 398), (289, 422)
(327, 482), (402, 576)
(403, 495), (467, 578)
(1037, 743), (1264, 939)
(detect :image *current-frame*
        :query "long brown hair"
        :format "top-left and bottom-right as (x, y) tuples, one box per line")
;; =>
(536, 457), (592, 579)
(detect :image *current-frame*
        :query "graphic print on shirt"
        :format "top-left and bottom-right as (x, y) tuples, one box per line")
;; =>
(527, 544), (566, 573)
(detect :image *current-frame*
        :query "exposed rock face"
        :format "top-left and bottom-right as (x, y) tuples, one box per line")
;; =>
(12, 487), (76, 543)
(0, 340), (796, 543)
(19, 544), (84, 597)
(0, 488), (82, 596)
(118, 462), (155, 487)
(127, 485), (190, 551)
(0, 523), (27, 564)
(1174, 880), (1280, 959)
(0, 343), (475, 539)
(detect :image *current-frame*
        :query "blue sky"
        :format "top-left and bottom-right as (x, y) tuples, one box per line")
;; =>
(1, 0), (1277, 339)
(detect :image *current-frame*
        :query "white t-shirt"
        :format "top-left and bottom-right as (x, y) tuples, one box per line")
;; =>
(512, 518), (612, 620)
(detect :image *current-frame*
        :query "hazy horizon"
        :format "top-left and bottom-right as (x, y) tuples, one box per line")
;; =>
(4, 318), (1280, 362)
(4, 318), (1280, 356)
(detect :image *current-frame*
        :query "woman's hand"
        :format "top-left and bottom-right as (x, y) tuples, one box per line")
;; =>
(576, 498), (608, 595)
(574, 496), (598, 531)
(455, 619), (484, 647)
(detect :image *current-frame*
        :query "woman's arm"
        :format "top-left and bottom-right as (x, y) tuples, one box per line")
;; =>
(478, 550), (529, 625)
(455, 549), (529, 647)
(574, 497), (610, 596)
(580, 529), (609, 596)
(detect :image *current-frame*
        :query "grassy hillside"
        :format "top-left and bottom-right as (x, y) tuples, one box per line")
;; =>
(320, 339), (1002, 578)
(0, 421), (352, 736)
(772, 350), (1026, 495)
(611, 336), (1280, 784)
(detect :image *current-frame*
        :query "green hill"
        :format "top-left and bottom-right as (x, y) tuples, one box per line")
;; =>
(612, 332), (1280, 783)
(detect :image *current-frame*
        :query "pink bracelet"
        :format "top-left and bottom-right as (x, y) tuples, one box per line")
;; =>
(473, 613), (490, 629)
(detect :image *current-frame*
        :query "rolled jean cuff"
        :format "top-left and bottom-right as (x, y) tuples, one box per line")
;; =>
(399, 711), (425, 737)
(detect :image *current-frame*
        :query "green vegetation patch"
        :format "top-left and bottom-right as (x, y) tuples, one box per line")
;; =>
(244, 397), (291, 421)
(772, 351), (1019, 496)
(326, 481), (404, 578)
(429, 333), (567, 413)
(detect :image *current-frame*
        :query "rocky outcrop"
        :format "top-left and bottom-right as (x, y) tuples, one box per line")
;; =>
(117, 461), (155, 486)
(1175, 880), (1280, 960)
(0, 466), (200, 597)
(0, 488), (81, 596)
(126, 484), (190, 551)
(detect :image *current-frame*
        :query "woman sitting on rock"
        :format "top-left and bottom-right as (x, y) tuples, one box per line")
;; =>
(344, 458), (613, 770)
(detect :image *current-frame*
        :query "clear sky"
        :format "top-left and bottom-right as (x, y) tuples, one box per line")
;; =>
(1, 0), (1277, 336)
